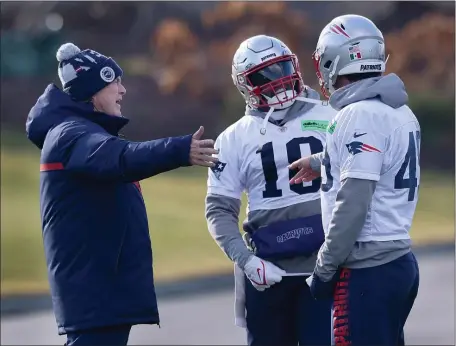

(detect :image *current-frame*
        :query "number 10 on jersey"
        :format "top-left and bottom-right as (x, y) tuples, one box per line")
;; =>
(257, 136), (323, 198)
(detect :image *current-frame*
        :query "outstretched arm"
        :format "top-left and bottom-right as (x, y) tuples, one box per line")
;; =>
(289, 151), (324, 185)
(61, 123), (216, 182)
(62, 122), (193, 182)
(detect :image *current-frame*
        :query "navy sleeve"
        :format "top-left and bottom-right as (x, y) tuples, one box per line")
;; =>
(60, 122), (192, 182)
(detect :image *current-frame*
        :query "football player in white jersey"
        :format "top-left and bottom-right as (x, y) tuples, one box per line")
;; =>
(289, 15), (421, 346)
(205, 35), (337, 346)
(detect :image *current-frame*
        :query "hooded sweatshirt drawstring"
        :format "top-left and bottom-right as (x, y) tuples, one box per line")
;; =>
(257, 95), (328, 151)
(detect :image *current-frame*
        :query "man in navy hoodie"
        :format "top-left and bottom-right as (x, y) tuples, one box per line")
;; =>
(25, 43), (218, 346)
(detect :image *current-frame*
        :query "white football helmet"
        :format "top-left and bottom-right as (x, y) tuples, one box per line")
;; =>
(231, 35), (304, 110)
(312, 14), (388, 98)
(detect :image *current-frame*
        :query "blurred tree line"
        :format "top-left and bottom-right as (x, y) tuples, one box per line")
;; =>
(1, 1), (454, 171)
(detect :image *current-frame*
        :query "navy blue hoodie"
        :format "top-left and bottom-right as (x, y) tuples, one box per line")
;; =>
(25, 84), (193, 334)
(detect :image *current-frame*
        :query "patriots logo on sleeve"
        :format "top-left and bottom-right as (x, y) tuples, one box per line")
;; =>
(211, 161), (227, 180)
(346, 141), (381, 155)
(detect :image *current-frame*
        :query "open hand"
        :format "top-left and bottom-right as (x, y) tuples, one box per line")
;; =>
(289, 156), (320, 184)
(190, 126), (219, 167)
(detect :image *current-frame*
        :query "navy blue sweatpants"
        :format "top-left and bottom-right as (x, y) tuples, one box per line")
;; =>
(332, 252), (419, 346)
(245, 275), (332, 346)
(65, 325), (132, 346)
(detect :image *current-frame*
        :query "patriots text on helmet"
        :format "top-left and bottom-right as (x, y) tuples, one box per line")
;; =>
(360, 64), (382, 72)
(261, 53), (277, 61)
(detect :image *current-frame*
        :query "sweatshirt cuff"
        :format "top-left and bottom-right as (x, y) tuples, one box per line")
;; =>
(176, 134), (193, 167)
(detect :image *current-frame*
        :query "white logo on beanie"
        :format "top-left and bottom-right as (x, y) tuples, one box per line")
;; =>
(100, 66), (115, 83)
(57, 43), (84, 86)
(83, 54), (97, 63)
(89, 50), (103, 58)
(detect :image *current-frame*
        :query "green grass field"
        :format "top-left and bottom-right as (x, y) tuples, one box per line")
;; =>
(1, 141), (454, 296)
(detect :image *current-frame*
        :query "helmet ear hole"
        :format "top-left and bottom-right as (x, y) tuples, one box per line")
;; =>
(324, 60), (332, 69)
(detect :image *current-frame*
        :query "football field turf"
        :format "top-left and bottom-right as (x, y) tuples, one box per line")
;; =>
(1, 146), (454, 296)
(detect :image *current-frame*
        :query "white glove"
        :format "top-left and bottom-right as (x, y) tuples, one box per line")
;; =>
(243, 255), (286, 291)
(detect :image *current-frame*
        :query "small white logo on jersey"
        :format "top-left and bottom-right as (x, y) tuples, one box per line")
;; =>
(100, 66), (115, 83)
(210, 161), (226, 180)
(276, 227), (313, 243)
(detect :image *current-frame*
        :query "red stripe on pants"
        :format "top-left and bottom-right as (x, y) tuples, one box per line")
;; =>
(333, 268), (351, 345)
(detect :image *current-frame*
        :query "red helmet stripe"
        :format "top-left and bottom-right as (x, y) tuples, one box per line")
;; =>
(332, 24), (350, 38)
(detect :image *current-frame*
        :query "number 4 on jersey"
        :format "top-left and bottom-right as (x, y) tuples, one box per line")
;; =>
(394, 131), (421, 201)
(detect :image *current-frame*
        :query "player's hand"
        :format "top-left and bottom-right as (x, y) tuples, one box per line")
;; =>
(288, 156), (320, 185)
(307, 271), (338, 300)
(190, 126), (219, 167)
(243, 255), (286, 291)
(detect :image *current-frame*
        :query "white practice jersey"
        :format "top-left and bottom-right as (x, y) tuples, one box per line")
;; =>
(208, 104), (336, 212)
(321, 99), (421, 242)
